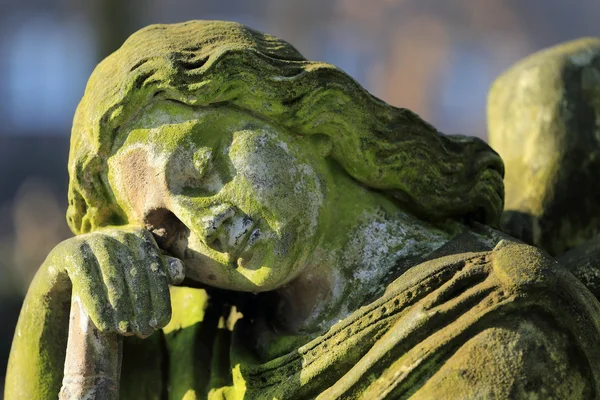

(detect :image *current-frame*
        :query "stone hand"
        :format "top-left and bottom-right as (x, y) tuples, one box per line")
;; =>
(48, 226), (185, 338)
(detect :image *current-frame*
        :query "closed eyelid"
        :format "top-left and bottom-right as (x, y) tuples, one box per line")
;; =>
(165, 142), (236, 198)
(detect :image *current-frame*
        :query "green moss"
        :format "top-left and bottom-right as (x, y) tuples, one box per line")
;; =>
(67, 20), (503, 237)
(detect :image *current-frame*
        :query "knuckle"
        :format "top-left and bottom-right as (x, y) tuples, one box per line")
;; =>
(132, 320), (153, 338)
(93, 317), (114, 332)
(149, 259), (167, 277)
(141, 326), (155, 338)
(117, 320), (134, 335)
(152, 309), (172, 328)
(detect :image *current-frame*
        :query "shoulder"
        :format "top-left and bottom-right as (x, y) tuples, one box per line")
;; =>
(412, 311), (594, 399)
(378, 239), (600, 399)
(410, 240), (600, 399)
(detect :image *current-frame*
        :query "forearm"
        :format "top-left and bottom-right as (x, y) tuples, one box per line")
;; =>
(4, 258), (71, 400)
(4, 227), (183, 399)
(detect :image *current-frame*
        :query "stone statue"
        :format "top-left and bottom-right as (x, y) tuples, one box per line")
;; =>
(489, 38), (600, 257)
(5, 21), (600, 399)
(489, 38), (600, 302)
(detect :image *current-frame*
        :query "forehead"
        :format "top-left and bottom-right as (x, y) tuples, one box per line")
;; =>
(115, 100), (256, 155)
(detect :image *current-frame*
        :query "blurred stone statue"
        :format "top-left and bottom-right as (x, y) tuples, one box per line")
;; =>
(5, 21), (600, 399)
(489, 37), (600, 300)
(489, 37), (600, 257)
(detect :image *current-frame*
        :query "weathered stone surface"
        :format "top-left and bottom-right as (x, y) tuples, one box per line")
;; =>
(5, 21), (600, 400)
(59, 298), (122, 399)
(113, 240), (600, 399)
(558, 234), (600, 299)
(488, 38), (600, 256)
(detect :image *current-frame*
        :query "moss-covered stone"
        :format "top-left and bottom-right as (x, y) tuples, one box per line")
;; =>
(6, 22), (600, 400)
(67, 20), (504, 237)
(488, 37), (600, 256)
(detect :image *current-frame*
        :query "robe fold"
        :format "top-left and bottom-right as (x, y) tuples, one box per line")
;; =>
(167, 240), (600, 399)
(6, 238), (600, 399)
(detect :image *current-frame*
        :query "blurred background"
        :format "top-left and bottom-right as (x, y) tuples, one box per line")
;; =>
(0, 0), (598, 392)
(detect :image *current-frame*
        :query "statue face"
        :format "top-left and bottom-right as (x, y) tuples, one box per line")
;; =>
(108, 101), (329, 291)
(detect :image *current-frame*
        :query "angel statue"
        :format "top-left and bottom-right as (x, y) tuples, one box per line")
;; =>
(6, 21), (600, 399)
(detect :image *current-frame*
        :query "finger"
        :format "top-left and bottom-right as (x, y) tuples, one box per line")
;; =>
(118, 232), (154, 338)
(138, 233), (172, 329)
(165, 256), (185, 285)
(63, 239), (116, 332)
(89, 236), (135, 335)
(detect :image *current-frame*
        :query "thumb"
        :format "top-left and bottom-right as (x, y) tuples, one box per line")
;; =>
(165, 256), (185, 285)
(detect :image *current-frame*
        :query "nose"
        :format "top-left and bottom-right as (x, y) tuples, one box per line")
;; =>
(201, 203), (236, 251)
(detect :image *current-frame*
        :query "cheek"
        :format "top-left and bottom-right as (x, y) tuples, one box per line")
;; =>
(108, 146), (169, 222)
(230, 144), (324, 236)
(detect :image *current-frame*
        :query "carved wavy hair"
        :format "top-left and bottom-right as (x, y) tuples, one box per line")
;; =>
(67, 20), (504, 235)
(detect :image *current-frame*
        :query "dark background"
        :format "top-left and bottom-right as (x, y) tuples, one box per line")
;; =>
(1, 0), (599, 393)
